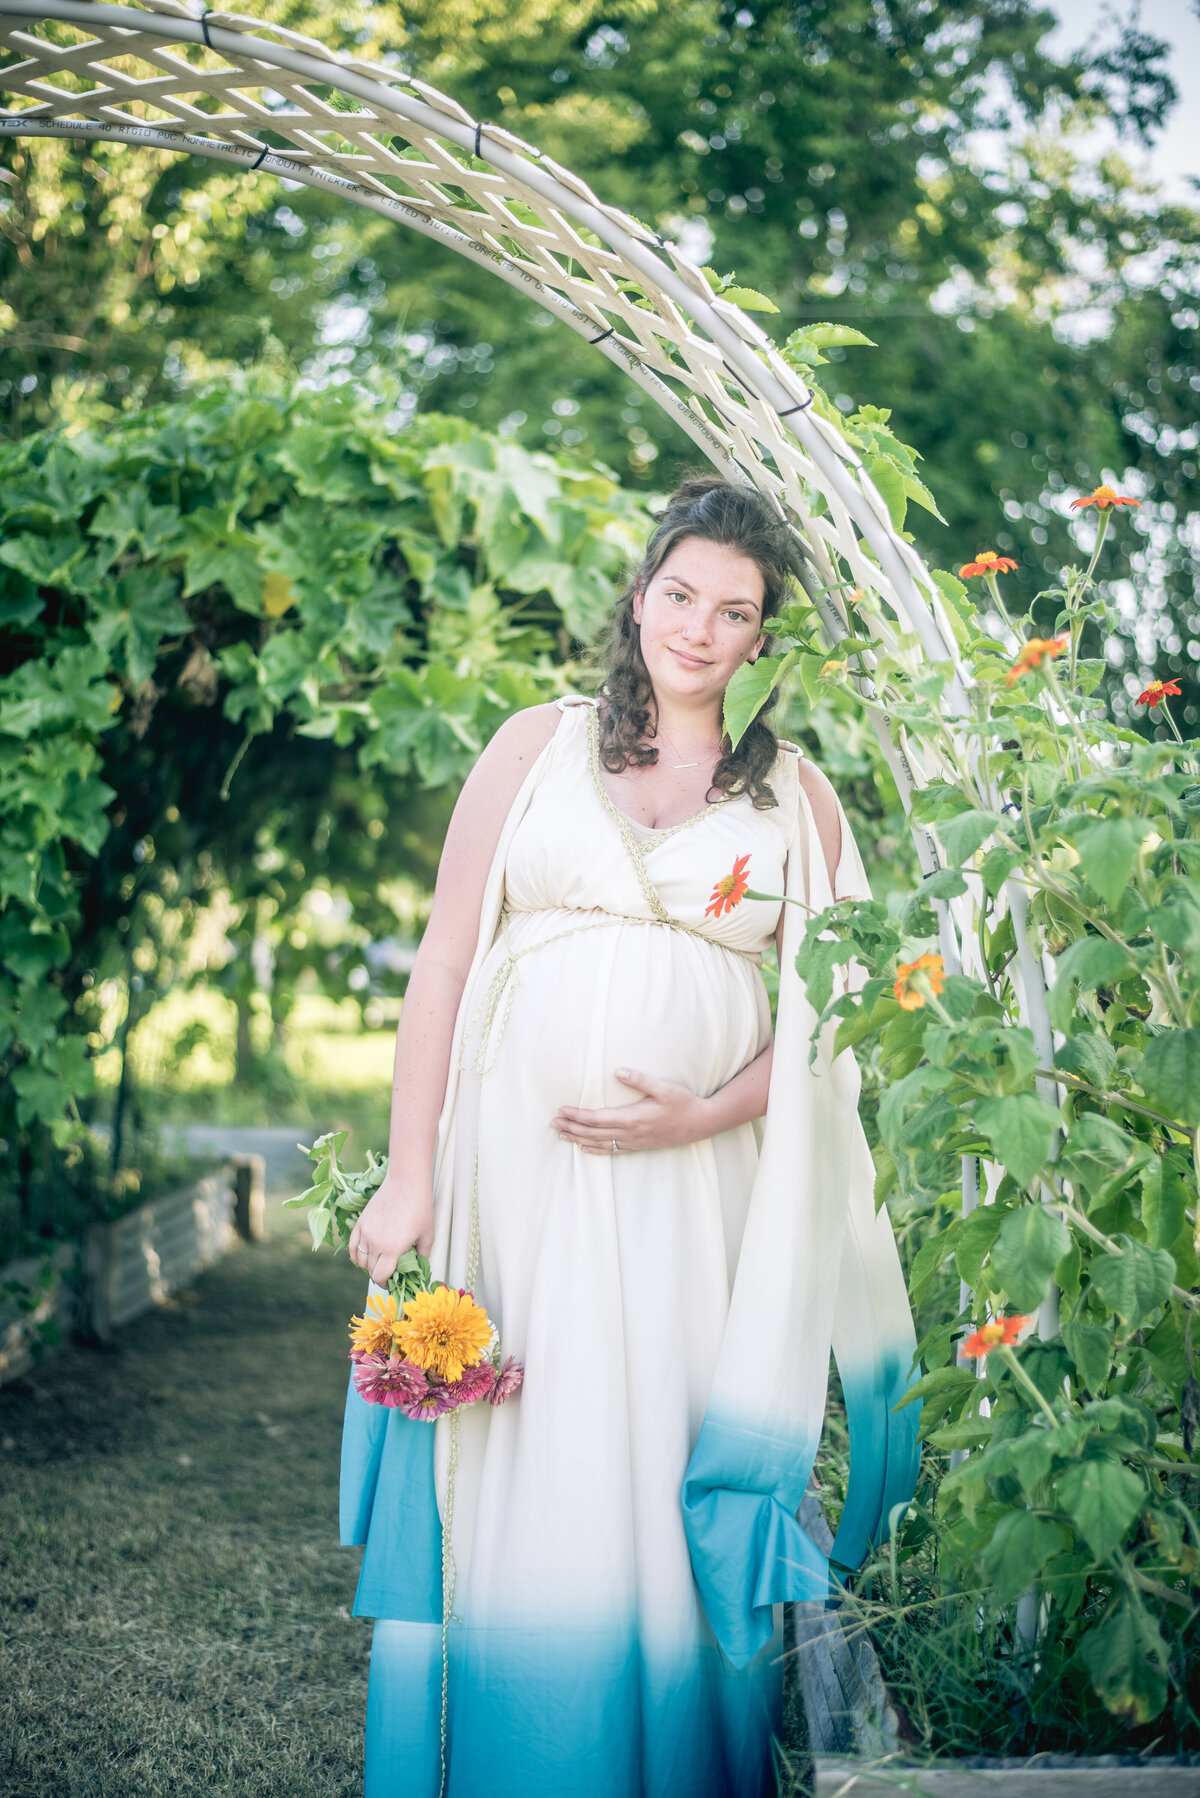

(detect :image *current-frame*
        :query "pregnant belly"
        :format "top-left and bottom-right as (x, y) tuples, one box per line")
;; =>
(464, 912), (771, 1110)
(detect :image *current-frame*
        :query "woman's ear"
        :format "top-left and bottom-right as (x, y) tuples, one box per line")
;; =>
(631, 578), (645, 623)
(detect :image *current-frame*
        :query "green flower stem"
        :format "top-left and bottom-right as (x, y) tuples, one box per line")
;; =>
(1082, 506), (1112, 588)
(996, 1344), (1061, 1427)
(1158, 699), (1184, 744)
(1033, 1066), (1192, 1139)
(984, 570), (1019, 642)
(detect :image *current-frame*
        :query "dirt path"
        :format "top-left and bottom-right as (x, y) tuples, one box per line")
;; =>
(0, 1204), (370, 1798)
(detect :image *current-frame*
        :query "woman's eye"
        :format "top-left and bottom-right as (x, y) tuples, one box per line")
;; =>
(667, 590), (689, 604)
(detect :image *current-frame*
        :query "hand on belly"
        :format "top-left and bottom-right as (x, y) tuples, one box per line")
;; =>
(552, 1067), (708, 1154)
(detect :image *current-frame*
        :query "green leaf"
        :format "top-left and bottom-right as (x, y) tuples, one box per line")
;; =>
(791, 322), (875, 351)
(1054, 1030), (1116, 1090)
(1079, 1596), (1169, 1724)
(1087, 1237), (1175, 1327)
(1058, 1112), (1151, 1209)
(973, 1094), (1058, 1190)
(717, 284), (779, 313)
(937, 810), (1001, 866)
(978, 1511), (1070, 1603)
(1056, 1456), (1146, 1561)
(1137, 1029), (1200, 1127)
(1047, 937), (1130, 1032)
(920, 868), (967, 900)
(979, 846), (1023, 898)
(1142, 1158), (1188, 1254)
(989, 1203), (1071, 1310)
(954, 1205), (1005, 1289)
(926, 1414), (994, 1452)
(1062, 1317), (1114, 1393)
(722, 648), (798, 750)
(864, 457), (907, 532)
(1068, 816), (1150, 910)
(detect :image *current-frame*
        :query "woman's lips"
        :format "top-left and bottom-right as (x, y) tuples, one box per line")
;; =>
(668, 645), (711, 669)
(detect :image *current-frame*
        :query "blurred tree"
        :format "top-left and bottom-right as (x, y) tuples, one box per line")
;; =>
(1, 1), (1195, 708)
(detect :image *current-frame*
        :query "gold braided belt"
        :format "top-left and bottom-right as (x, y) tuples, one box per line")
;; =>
(458, 903), (763, 1076)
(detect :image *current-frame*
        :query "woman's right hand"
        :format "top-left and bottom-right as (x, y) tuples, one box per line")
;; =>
(348, 1173), (435, 1289)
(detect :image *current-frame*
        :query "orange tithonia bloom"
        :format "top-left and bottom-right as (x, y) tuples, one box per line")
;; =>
(1070, 484), (1140, 511)
(396, 1285), (493, 1383)
(706, 853), (751, 919)
(962, 1314), (1031, 1360)
(959, 551), (1018, 579)
(349, 1291), (404, 1357)
(1137, 679), (1182, 709)
(1004, 634), (1069, 687)
(893, 952), (945, 1011)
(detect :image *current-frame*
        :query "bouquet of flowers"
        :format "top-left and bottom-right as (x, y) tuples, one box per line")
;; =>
(285, 1130), (523, 1419)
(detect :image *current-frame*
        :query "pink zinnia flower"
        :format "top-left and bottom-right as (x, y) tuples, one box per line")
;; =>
(489, 1356), (525, 1405)
(399, 1380), (460, 1421)
(443, 1362), (498, 1407)
(351, 1352), (429, 1410)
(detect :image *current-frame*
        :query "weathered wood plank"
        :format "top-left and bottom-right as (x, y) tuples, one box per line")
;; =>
(791, 1490), (905, 1761)
(814, 1756), (1200, 1796)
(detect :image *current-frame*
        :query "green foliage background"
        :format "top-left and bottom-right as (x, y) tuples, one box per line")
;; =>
(3, 0), (1197, 716)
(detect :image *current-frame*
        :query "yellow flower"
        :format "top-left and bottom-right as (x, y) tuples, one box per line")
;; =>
(349, 1292), (403, 1357)
(262, 570), (298, 617)
(397, 1285), (493, 1382)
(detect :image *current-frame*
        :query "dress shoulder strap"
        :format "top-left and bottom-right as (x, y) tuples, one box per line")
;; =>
(554, 693), (599, 711)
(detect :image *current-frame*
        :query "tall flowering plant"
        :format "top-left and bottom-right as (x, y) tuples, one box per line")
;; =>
(286, 1131), (522, 1418)
(725, 480), (1200, 1744)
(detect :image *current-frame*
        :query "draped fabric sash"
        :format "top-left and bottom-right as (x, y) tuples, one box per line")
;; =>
(680, 754), (920, 1666)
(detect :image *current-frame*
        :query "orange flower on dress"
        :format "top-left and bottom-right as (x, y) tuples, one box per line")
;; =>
(1070, 485), (1140, 511)
(959, 551), (1018, 579)
(706, 853), (751, 918)
(1137, 679), (1182, 709)
(893, 952), (945, 1011)
(1004, 634), (1068, 687)
(962, 1314), (1031, 1360)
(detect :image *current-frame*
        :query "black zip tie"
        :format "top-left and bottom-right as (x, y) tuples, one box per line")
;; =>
(474, 122), (484, 159)
(589, 324), (615, 346)
(1001, 800), (1021, 816)
(249, 145), (269, 170)
(778, 394), (815, 418)
(198, 8), (214, 49)
(721, 358), (751, 393)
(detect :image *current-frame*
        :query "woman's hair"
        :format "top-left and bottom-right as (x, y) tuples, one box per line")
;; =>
(595, 475), (802, 809)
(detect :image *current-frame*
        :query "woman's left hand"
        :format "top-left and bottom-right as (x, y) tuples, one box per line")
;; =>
(552, 1067), (709, 1154)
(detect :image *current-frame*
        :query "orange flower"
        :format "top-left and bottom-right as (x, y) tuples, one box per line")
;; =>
(962, 1314), (1031, 1360)
(1004, 634), (1068, 687)
(892, 952), (945, 1011)
(1137, 679), (1182, 709)
(959, 551), (1018, 579)
(1070, 485), (1140, 511)
(706, 853), (751, 919)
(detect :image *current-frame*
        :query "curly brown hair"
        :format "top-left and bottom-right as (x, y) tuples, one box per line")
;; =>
(595, 475), (802, 810)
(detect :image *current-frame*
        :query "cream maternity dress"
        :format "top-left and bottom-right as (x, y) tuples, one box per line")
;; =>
(340, 695), (919, 1798)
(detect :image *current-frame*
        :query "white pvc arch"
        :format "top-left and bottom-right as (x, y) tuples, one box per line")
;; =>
(0, 0), (1061, 1338)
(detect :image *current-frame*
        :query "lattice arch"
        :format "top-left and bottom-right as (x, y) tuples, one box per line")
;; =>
(0, 0), (1059, 1192)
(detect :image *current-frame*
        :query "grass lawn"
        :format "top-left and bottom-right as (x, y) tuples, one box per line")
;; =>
(0, 1201), (370, 1797)
(0, 1197), (810, 1796)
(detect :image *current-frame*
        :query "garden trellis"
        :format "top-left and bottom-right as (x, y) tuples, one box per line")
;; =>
(0, 5), (1051, 1434)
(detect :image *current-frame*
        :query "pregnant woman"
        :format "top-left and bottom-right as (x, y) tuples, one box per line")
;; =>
(341, 477), (918, 1797)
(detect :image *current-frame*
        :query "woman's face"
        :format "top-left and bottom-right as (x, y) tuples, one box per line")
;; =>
(632, 536), (766, 710)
